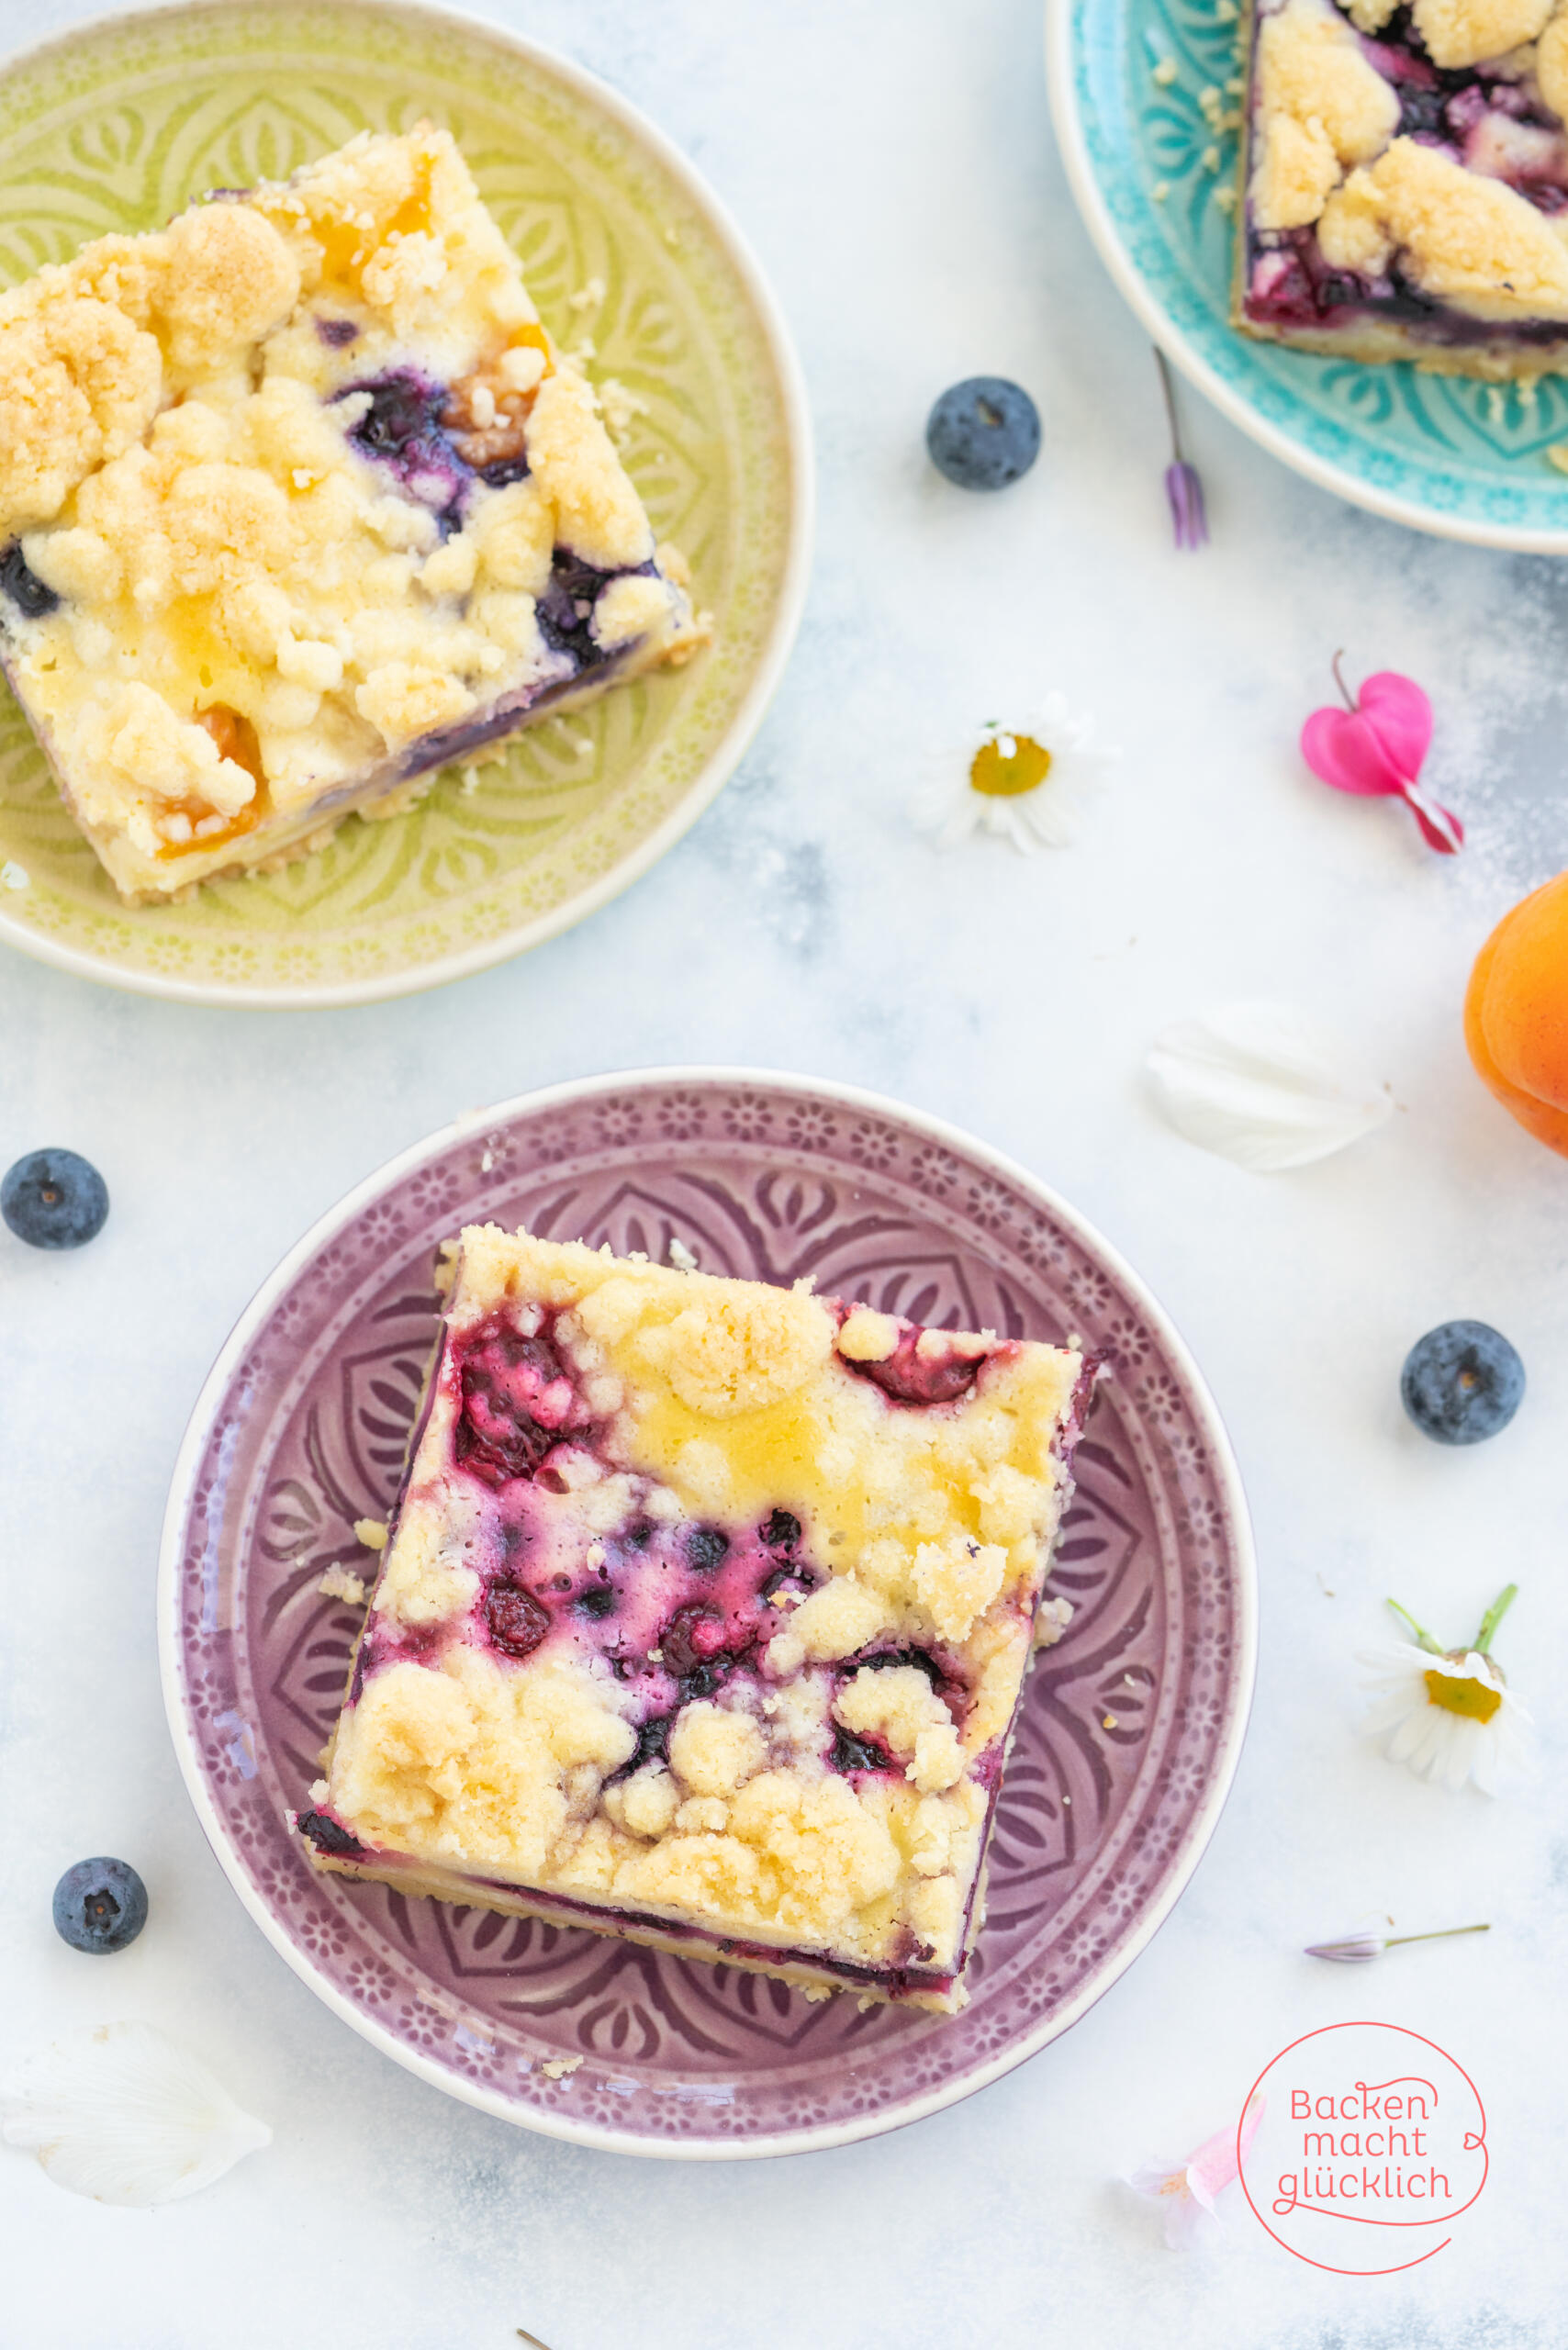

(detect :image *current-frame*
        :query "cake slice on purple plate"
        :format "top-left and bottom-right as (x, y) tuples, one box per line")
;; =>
(0, 126), (703, 903)
(298, 1226), (1098, 2013)
(1238, 0), (1568, 374)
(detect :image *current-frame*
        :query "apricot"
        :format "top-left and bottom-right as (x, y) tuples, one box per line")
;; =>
(1464, 869), (1568, 1157)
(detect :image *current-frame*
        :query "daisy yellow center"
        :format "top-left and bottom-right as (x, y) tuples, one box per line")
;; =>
(969, 733), (1052, 799)
(1424, 1668), (1501, 1722)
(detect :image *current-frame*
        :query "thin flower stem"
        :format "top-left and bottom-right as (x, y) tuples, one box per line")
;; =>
(1386, 1597), (1443, 1655)
(1385, 1923), (1491, 1949)
(1154, 346), (1184, 464)
(1474, 1583), (1518, 1653)
(1330, 648), (1357, 712)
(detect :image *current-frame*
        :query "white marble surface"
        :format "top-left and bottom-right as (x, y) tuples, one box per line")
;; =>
(4, 0), (1566, 2342)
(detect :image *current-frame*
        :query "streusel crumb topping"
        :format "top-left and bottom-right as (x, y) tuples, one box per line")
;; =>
(314, 1227), (1088, 1984)
(1252, 0), (1401, 230)
(1318, 135), (1568, 310)
(0, 128), (700, 893)
(1412, 0), (1553, 68)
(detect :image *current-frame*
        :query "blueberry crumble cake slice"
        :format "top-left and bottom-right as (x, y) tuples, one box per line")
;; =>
(0, 128), (705, 902)
(299, 1227), (1098, 2012)
(1238, 0), (1568, 373)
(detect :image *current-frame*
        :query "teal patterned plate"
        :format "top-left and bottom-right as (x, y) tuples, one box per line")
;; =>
(1047, 0), (1568, 547)
(0, 1), (810, 1004)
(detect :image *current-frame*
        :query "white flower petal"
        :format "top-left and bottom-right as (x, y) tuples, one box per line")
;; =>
(1388, 1707), (1437, 1765)
(1, 2022), (270, 2207)
(1147, 1002), (1392, 1172)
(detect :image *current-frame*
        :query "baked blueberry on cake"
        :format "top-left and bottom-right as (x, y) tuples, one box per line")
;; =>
(299, 1227), (1098, 2012)
(1239, 0), (1568, 372)
(0, 128), (704, 902)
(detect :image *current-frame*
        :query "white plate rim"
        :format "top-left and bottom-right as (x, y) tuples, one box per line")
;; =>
(0, 0), (815, 1008)
(157, 1064), (1260, 2160)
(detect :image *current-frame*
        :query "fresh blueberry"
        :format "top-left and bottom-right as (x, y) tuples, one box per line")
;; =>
(52, 1858), (148, 1954)
(926, 377), (1041, 491)
(685, 1527), (730, 1573)
(1400, 1320), (1525, 1445)
(0, 541), (61, 618)
(2, 1149), (109, 1248)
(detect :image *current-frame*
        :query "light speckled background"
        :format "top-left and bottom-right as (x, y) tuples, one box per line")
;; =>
(2, 1), (1564, 2344)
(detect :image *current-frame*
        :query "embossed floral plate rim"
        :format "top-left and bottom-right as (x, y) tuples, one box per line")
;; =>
(0, 0), (812, 1006)
(158, 1069), (1258, 2158)
(1046, 0), (1568, 551)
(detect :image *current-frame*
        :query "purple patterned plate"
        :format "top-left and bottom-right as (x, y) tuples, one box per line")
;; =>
(159, 1070), (1255, 2157)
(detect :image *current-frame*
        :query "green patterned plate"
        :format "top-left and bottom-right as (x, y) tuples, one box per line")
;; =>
(1047, 0), (1568, 549)
(0, 0), (811, 1004)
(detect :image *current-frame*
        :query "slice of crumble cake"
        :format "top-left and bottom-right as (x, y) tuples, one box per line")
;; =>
(0, 127), (704, 902)
(298, 1226), (1099, 2013)
(1238, 0), (1568, 374)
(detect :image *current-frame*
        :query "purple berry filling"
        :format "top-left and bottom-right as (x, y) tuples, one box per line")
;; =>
(1243, 1), (1568, 343)
(390, 646), (636, 781)
(660, 1600), (738, 1678)
(330, 1292), (1099, 2016)
(297, 1808), (367, 1858)
(831, 1725), (895, 1774)
(1, 542), (60, 620)
(315, 315), (360, 347)
(332, 370), (471, 521)
(485, 1583), (552, 1658)
(453, 1875), (958, 1998)
(684, 1527), (730, 1572)
(453, 1316), (585, 1485)
(613, 1714), (673, 1780)
(846, 1326), (986, 1407)
(535, 550), (660, 668)
(851, 1643), (951, 1692)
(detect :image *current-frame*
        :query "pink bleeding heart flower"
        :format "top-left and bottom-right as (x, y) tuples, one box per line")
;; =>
(1300, 655), (1463, 855)
(1125, 2091), (1266, 2249)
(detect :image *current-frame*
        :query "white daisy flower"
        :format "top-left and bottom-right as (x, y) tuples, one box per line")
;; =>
(913, 693), (1119, 853)
(1361, 1586), (1534, 1796)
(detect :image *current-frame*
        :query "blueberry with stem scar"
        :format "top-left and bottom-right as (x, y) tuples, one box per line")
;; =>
(926, 378), (1040, 490)
(3, 1149), (109, 1248)
(52, 1858), (148, 1953)
(1400, 1320), (1524, 1444)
